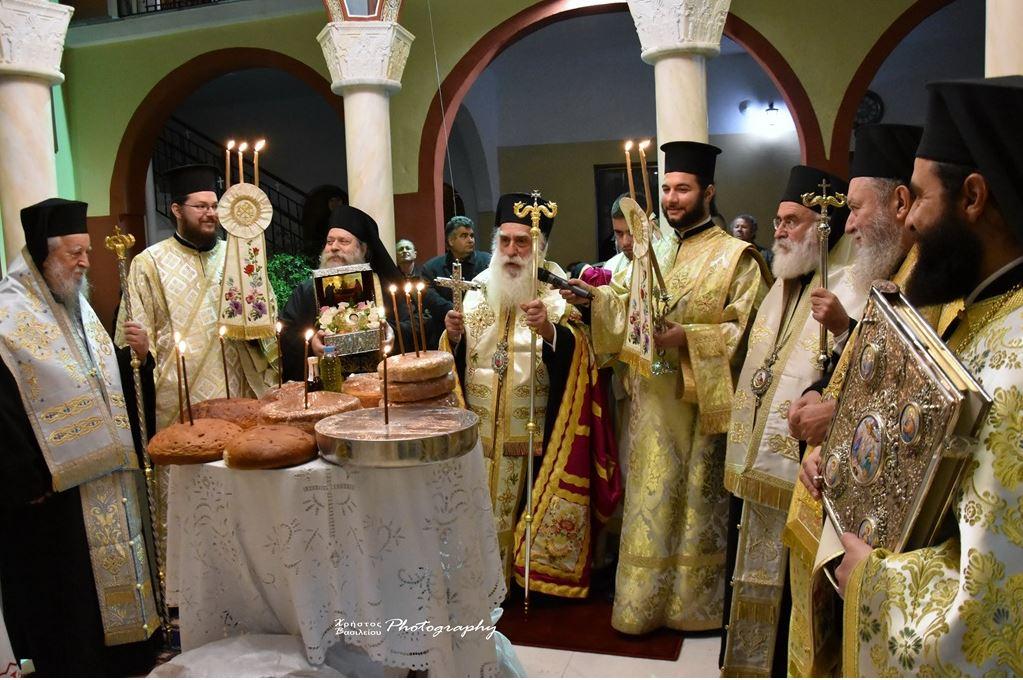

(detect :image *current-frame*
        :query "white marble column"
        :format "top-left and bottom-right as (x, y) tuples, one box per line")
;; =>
(628, 0), (730, 218)
(986, 0), (1023, 77)
(0, 0), (73, 268)
(318, 17), (413, 258)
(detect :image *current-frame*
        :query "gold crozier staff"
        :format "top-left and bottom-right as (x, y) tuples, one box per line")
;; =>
(801, 180), (846, 368)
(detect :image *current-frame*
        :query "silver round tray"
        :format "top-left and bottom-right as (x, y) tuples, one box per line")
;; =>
(316, 406), (479, 468)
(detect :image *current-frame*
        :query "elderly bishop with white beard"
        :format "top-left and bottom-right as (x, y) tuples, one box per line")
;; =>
(442, 192), (621, 598)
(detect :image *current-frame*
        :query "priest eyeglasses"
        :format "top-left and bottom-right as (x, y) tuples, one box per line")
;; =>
(183, 202), (219, 213)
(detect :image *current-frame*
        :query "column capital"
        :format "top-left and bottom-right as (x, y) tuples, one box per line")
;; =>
(627, 0), (730, 63)
(317, 20), (414, 94)
(0, 0), (73, 83)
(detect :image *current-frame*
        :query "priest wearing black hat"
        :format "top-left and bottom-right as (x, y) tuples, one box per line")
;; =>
(562, 141), (771, 635)
(721, 161), (870, 677)
(115, 164), (274, 431)
(832, 76), (1023, 678)
(0, 198), (162, 675)
(279, 203), (410, 380)
(441, 192), (621, 598)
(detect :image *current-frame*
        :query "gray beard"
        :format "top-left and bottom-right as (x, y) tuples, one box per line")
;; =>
(850, 213), (905, 292)
(771, 233), (820, 280)
(487, 254), (537, 311)
(44, 263), (90, 313)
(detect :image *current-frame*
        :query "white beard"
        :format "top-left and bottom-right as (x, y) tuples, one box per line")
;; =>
(487, 250), (539, 311)
(850, 212), (905, 292)
(44, 261), (90, 315)
(771, 233), (820, 280)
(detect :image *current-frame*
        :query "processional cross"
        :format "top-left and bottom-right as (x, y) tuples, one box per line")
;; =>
(801, 179), (847, 369)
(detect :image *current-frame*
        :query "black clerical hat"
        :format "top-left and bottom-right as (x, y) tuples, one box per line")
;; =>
(661, 141), (721, 180)
(917, 76), (1023, 235)
(495, 193), (556, 238)
(164, 164), (219, 200)
(327, 204), (402, 283)
(849, 124), (922, 184)
(20, 197), (88, 270)
(779, 165), (848, 248)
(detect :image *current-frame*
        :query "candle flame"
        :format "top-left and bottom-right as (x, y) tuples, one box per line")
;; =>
(403, 282), (412, 293)
(254, 139), (266, 152)
(639, 139), (651, 150)
(275, 321), (283, 333)
(178, 340), (187, 354)
(384, 344), (392, 355)
(624, 140), (634, 152)
(238, 142), (249, 153)
(389, 284), (397, 293)
(304, 328), (314, 341)
(416, 282), (424, 292)
(173, 331), (181, 344)
(219, 325), (227, 337)
(226, 140), (235, 150)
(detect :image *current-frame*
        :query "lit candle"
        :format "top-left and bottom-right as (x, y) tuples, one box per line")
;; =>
(380, 319), (390, 426)
(225, 140), (235, 187)
(219, 325), (230, 399)
(253, 139), (265, 188)
(388, 284), (406, 355)
(275, 320), (283, 388)
(237, 142), (248, 184)
(178, 340), (194, 426)
(638, 139), (653, 217)
(404, 282), (420, 357)
(173, 331), (184, 424)
(415, 282), (428, 351)
(303, 328), (314, 409)
(624, 140), (636, 202)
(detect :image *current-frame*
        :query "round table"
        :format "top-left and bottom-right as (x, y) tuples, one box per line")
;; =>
(166, 442), (506, 676)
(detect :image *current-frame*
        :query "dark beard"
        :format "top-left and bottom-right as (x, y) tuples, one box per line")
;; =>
(180, 219), (218, 250)
(905, 208), (982, 307)
(665, 206), (709, 232)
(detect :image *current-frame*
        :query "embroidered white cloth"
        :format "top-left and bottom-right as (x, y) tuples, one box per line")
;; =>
(167, 445), (506, 676)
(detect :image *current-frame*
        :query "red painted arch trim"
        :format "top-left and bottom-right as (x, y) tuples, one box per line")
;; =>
(828, 0), (958, 175)
(407, 2), (822, 253)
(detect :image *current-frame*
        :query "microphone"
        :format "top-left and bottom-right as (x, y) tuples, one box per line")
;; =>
(538, 267), (593, 300)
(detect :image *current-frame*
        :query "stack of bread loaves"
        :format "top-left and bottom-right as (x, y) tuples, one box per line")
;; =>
(376, 350), (458, 408)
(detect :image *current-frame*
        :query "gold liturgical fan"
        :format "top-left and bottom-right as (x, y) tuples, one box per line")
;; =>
(217, 139), (278, 340)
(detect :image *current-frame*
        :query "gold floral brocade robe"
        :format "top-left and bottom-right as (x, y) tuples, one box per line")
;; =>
(590, 224), (769, 634)
(843, 291), (1023, 676)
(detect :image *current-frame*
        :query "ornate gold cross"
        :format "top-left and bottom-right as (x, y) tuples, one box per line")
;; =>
(512, 189), (558, 234)
(104, 224), (136, 262)
(801, 179), (846, 223)
(434, 260), (481, 314)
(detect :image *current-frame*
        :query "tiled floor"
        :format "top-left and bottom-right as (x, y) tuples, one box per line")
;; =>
(511, 633), (722, 678)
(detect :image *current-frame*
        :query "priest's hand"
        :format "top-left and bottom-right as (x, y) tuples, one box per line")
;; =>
(445, 310), (464, 345)
(788, 390), (836, 445)
(560, 279), (595, 306)
(836, 532), (873, 598)
(122, 321), (149, 358)
(653, 320), (686, 350)
(810, 288), (851, 336)
(799, 445), (823, 500)
(521, 299), (555, 343)
(311, 330), (326, 357)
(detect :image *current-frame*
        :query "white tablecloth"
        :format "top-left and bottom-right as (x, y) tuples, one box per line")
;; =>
(166, 442), (506, 676)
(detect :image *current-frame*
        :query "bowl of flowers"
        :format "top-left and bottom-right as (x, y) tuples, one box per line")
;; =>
(318, 301), (382, 356)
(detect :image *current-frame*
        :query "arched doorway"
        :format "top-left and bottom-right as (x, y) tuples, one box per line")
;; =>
(91, 48), (340, 327)
(398, 0), (822, 253)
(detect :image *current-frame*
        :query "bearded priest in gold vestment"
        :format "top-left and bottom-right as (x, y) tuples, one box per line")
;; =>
(565, 142), (770, 634)
(443, 193), (621, 597)
(812, 76), (1023, 678)
(115, 164), (274, 430)
(720, 165), (866, 676)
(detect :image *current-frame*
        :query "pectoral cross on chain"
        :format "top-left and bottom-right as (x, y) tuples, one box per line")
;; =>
(434, 261), (481, 313)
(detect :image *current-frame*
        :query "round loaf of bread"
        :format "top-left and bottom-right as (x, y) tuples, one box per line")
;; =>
(384, 371), (456, 403)
(342, 372), (382, 409)
(378, 350), (454, 383)
(380, 391), (458, 408)
(258, 390), (362, 435)
(192, 398), (261, 430)
(223, 425), (317, 469)
(259, 381), (305, 404)
(149, 418), (242, 465)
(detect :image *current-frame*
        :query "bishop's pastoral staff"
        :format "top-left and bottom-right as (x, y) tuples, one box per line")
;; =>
(442, 192), (621, 597)
(0, 199), (161, 676)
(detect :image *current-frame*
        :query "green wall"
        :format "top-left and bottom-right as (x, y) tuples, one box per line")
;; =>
(61, 0), (918, 218)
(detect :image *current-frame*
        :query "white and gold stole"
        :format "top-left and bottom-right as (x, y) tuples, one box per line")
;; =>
(0, 252), (160, 645)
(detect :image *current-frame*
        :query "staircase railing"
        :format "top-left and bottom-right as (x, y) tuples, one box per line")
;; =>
(152, 116), (307, 256)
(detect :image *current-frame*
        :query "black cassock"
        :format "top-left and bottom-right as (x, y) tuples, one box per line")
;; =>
(0, 347), (160, 677)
